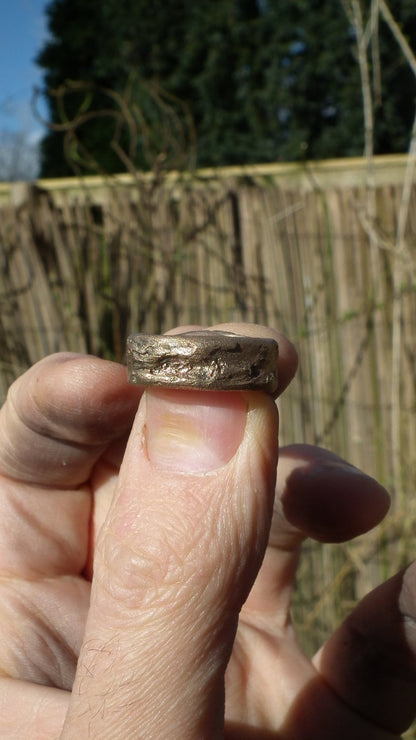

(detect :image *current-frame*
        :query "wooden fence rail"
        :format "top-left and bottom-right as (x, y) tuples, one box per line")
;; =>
(1, 154), (416, 679)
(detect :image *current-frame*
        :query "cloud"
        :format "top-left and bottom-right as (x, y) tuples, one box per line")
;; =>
(0, 128), (41, 181)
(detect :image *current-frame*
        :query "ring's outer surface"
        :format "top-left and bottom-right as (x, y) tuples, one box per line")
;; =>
(126, 331), (279, 394)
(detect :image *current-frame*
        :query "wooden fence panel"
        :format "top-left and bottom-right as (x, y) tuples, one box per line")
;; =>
(2, 166), (415, 485)
(1, 157), (416, 674)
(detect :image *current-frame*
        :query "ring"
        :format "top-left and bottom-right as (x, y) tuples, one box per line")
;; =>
(126, 330), (279, 394)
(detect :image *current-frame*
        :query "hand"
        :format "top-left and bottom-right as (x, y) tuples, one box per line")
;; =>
(0, 323), (413, 739)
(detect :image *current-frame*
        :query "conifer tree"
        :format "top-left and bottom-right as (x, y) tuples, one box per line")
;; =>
(36, 0), (416, 176)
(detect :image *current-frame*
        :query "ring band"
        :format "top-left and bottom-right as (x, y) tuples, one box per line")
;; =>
(126, 330), (279, 394)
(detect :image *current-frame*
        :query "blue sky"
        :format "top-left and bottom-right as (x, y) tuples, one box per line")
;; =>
(1, 0), (49, 141)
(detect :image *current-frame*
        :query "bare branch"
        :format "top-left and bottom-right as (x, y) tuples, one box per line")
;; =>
(379, 0), (416, 77)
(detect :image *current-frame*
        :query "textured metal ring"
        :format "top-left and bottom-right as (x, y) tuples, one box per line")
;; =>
(126, 330), (279, 394)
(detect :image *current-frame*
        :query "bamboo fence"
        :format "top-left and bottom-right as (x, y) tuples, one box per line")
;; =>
(1, 155), (416, 695)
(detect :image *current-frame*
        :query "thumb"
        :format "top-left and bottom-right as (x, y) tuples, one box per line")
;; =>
(63, 386), (279, 739)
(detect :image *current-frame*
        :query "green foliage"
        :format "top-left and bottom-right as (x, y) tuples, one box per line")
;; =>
(36, 0), (416, 176)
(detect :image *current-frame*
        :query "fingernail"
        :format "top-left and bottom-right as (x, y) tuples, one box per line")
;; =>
(145, 388), (247, 473)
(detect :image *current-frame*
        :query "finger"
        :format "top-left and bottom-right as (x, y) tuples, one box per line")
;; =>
(242, 444), (390, 623)
(61, 326), (287, 739)
(274, 444), (390, 544)
(0, 353), (141, 578)
(0, 352), (141, 487)
(0, 575), (90, 688)
(0, 678), (68, 738)
(0, 354), (141, 689)
(314, 560), (416, 736)
(225, 446), (390, 732)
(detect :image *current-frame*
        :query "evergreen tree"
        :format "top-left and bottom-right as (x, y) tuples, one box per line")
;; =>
(36, 0), (416, 176)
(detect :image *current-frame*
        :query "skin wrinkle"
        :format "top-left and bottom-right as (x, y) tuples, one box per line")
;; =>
(21, 355), (120, 439)
(0, 477), (90, 578)
(94, 496), (240, 620)
(0, 424), (106, 489)
(32, 688), (68, 738)
(74, 605), (226, 739)
(5, 376), (96, 452)
(93, 524), (211, 619)
(13, 493), (76, 575)
(226, 618), (292, 720)
(0, 578), (81, 688)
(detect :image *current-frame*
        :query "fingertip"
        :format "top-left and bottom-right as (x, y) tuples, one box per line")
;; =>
(24, 353), (142, 438)
(278, 445), (390, 542)
(0, 353), (142, 486)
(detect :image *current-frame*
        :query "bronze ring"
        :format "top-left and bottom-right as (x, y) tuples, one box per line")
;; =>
(126, 330), (279, 394)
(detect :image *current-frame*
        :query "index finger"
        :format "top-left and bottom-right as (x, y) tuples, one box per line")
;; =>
(0, 353), (141, 487)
